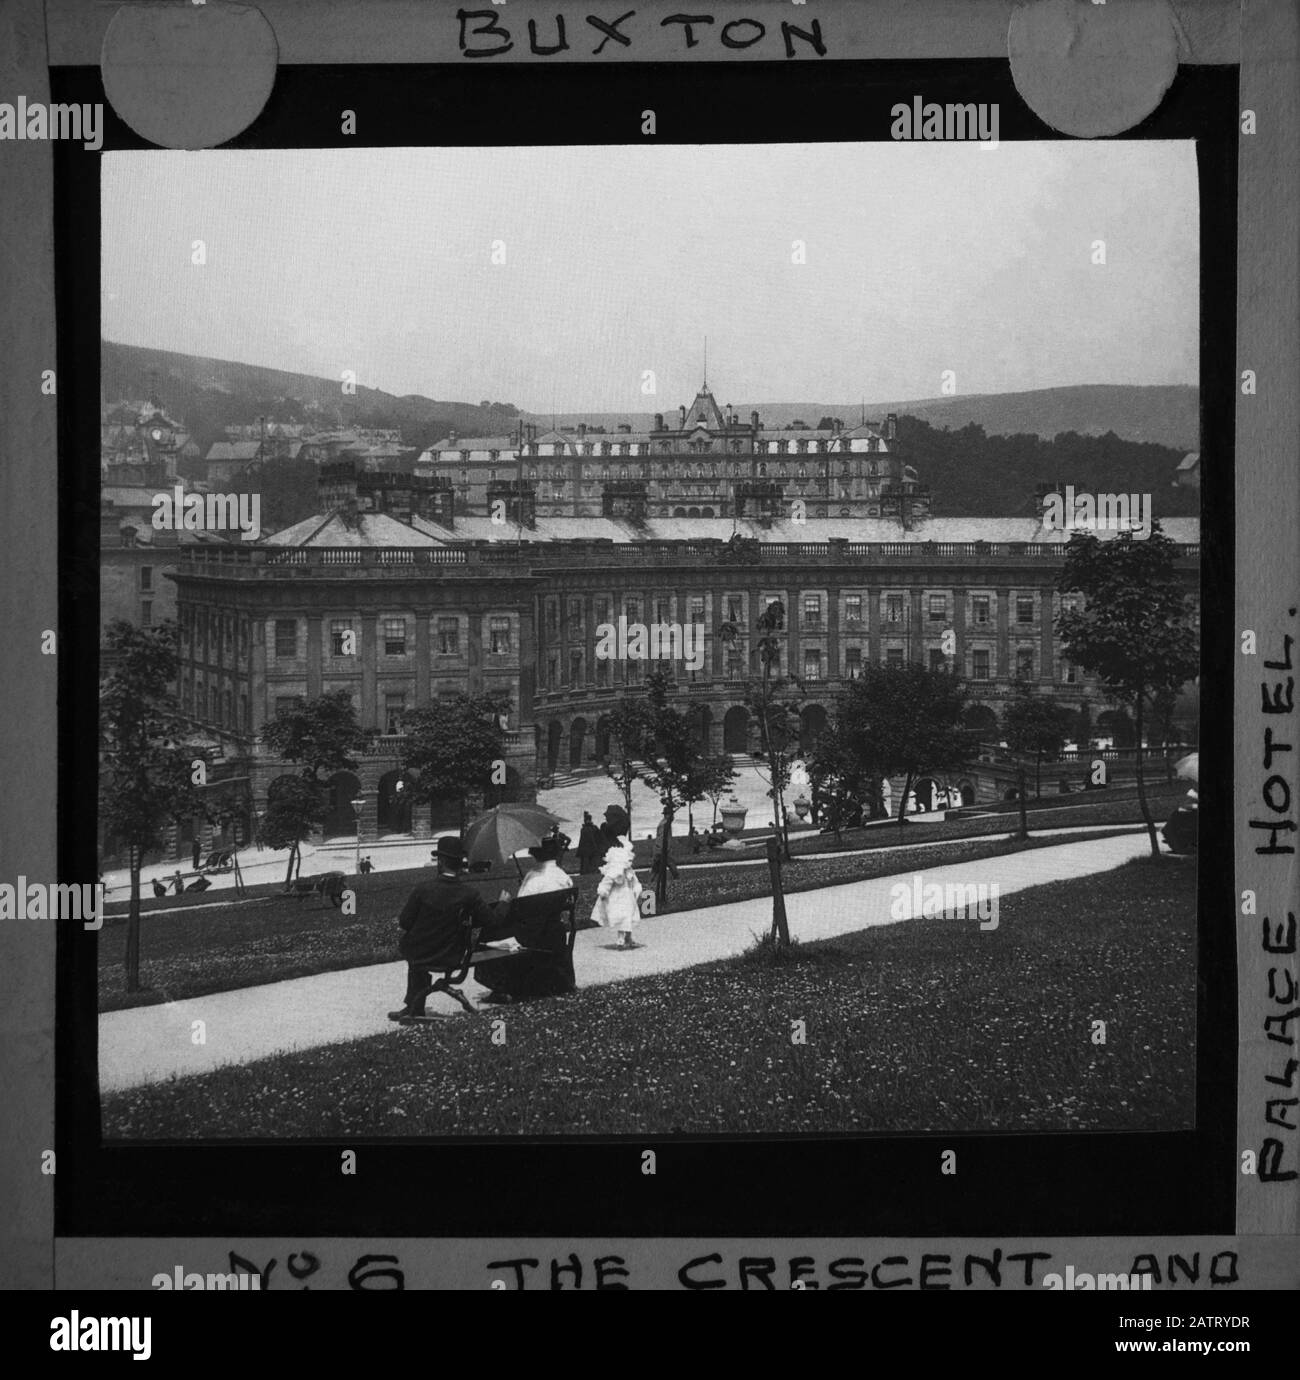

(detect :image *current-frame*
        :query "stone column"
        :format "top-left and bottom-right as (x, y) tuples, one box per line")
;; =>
(952, 586), (966, 676)
(467, 611), (483, 695)
(414, 610), (431, 706)
(827, 582), (840, 682)
(711, 581), (724, 678)
(867, 585), (881, 665)
(360, 613), (379, 729)
(996, 589), (1011, 680)
(249, 619), (268, 733)
(1039, 583), (1055, 685)
(306, 616), (323, 698)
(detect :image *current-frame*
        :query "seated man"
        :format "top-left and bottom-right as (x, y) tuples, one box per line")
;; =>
(474, 836), (575, 1005)
(388, 836), (498, 1020)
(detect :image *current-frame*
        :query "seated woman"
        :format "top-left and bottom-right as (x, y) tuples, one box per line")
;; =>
(474, 837), (575, 1004)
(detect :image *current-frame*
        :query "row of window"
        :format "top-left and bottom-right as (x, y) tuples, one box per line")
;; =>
(543, 592), (1074, 635)
(542, 644), (1077, 690)
(182, 681), (250, 732)
(274, 617), (515, 659)
(450, 437), (887, 463)
(182, 683), (501, 737)
(455, 460), (888, 483)
(270, 692), (412, 736)
(187, 594), (1079, 668)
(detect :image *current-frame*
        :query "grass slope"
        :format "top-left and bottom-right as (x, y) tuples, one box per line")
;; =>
(101, 855), (1196, 1138)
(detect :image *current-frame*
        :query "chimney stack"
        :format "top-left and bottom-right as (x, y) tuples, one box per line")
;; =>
(578, 422), (586, 437)
(679, 405), (687, 429)
(448, 428), (458, 446)
(750, 410), (759, 432)
(415, 475), (455, 530)
(654, 412), (664, 431)
(886, 413), (897, 441)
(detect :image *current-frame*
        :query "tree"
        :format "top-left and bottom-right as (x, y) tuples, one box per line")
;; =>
(261, 774), (327, 887)
(1002, 683), (1075, 798)
(403, 692), (507, 838)
(744, 599), (804, 860)
(99, 620), (210, 991)
(636, 671), (703, 908)
(808, 723), (873, 841)
(1057, 522), (1199, 856)
(833, 662), (973, 836)
(693, 754), (739, 828)
(600, 692), (655, 836)
(261, 689), (371, 779)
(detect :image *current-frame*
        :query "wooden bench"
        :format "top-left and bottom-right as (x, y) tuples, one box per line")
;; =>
(403, 888), (578, 1021)
(287, 871), (347, 906)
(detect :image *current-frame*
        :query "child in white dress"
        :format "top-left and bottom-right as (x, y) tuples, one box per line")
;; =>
(592, 838), (643, 948)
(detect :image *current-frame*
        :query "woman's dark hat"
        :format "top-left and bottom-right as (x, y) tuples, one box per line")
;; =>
(528, 836), (563, 862)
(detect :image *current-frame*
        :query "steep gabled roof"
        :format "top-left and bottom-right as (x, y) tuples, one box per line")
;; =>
(681, 387), (726, 431)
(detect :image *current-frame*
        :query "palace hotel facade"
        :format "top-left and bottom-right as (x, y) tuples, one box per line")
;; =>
(154, 386), (1200, 853)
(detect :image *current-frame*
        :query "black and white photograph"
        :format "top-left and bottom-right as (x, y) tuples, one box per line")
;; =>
(9, 0), (1300, 1324)
(91, 138), (1205, 1141)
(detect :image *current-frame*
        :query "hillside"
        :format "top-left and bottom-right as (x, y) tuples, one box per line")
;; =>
(894, 417), (1198, 519)
(525, 384), (1198, 451)
(99, 343), (1200, 518)
(101, 341), (520, 455)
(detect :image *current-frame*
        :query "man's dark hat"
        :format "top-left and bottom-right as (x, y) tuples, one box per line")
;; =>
(436, 836), (467, 866)
(528, 836), (563, 862)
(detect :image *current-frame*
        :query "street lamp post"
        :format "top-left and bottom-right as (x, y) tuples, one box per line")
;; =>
(350, 796), (365, 874)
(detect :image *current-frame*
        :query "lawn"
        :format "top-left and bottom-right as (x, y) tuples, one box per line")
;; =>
(100, 854), (1197, 1138)
(97, 824), (1146, 1011)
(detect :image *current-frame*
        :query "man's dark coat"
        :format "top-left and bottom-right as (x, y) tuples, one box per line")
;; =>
(398, 873), (494, 969)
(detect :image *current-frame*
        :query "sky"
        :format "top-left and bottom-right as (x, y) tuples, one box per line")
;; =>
(102, 141), (1198, 412)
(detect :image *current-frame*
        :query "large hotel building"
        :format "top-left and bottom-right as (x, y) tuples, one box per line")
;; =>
(143, 384), (1199, 854)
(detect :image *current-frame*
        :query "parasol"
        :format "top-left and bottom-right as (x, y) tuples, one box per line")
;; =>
(462, 803), (568, 874)
(1174, 752), (1198, 784)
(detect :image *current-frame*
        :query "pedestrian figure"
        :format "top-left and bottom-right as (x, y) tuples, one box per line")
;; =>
(475, 836), (576, 1005)
(648, 806), (678, 905)
(547, 822), (572, 866)
(358, 856), (374, 876)
(191, 838), (202, 872)
(600, 804), (630, 856)
(592, 837), (643, 949)
(151, 878), (167, 898)
(576, 812), (602, 874)
(171, 870), (184, 895)
(389, 836), (496, 1021)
